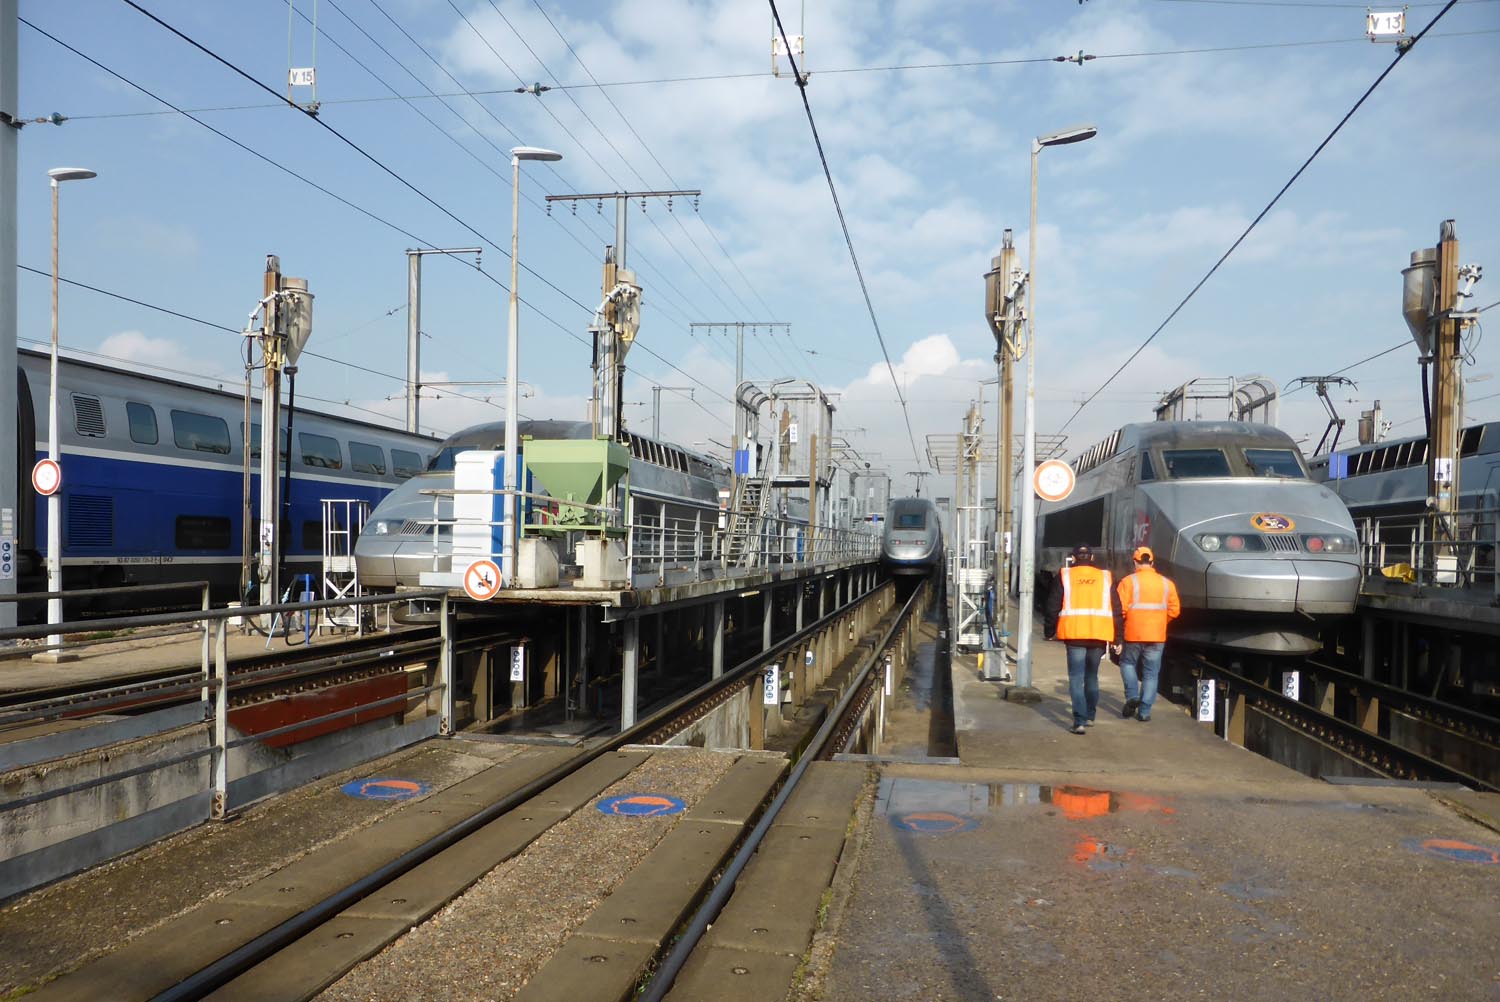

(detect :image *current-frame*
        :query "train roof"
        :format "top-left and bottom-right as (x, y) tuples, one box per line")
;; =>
(888, 496), (938, 512)
(1073, 421), (1299, 477)
(21, 345), (439, 444)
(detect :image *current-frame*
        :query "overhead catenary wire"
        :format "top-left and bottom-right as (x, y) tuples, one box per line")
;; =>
(72, 5), (735, 415)
(768, 0), (921, 465)
(1055, 0), (1463, 438)
(45, 29), (1500, 121)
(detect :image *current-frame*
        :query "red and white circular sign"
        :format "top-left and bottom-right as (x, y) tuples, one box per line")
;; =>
(31, 458), (62, 497)
(462, 559), (502, 601)
(1032, 459), (1076, 503)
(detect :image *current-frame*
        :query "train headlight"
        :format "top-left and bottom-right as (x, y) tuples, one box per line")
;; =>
(1197, 534), (1222, 552)
(369, 520), (395, 535)
(1303, 533), (1356, 553)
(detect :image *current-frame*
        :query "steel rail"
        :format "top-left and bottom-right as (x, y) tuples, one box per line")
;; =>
(149, 580), (899, 1002)
(1303, 657), (1500, 746)
(1187, 654), (1495, 792)
(639, 579), (928, 1002)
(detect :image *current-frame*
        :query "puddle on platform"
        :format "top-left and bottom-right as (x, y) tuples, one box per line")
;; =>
(877, 777), (1176, 830)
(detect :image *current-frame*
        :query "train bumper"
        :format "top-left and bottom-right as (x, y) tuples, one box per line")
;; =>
(1203, 558), (1359, 614)
(355, 542), (448, 589)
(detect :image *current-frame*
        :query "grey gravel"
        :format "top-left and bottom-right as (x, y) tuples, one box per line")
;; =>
(319, 747), (744, 1002)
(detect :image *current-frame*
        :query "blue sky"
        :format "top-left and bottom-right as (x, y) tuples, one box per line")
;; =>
(13, 0), (1500, 490)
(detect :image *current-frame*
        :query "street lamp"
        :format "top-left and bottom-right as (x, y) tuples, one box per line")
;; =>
(37, 168), (97, 662)
(1015, 124), (1095, 696)
(504, 147), (561, 584)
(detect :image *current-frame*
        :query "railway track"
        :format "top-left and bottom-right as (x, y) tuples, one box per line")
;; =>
(115, 578), (929, 1002)
(1180, 651), (1500, 793)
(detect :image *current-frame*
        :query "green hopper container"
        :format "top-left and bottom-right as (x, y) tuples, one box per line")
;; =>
(523, 438), (630, 537)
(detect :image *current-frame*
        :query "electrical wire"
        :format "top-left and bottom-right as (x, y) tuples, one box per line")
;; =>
(768, 0), (921, 465)
(1055, 0), (1463, 437)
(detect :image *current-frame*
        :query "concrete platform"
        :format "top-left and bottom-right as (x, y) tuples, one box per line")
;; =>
(806, 632), (1500, 1001)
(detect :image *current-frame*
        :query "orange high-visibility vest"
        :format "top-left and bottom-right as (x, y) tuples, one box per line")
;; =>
(1116, 567), (1181, 643)
(1056, 565), (1114, 643)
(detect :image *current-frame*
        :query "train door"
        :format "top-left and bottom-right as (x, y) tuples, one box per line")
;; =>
(15, 366), (36, 563)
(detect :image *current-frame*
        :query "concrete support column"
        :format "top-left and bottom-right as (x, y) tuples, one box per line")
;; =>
(795, 585), (804, 631)
(1356, 693), (1379, 734)
(1315, 679), (1337, 715)
(711, 599), (726, 678)
(762, 589), (773, 652)
(1226, 691), (1246, 746)
(655, 611), (666, 679)
(622, 617), (640, 730)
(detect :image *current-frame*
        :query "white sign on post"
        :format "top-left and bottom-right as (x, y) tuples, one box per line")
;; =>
(763, 665), (780, 705)
(788, 422), (799, 445)
(288, 67), (317, 87)
(1366, 10), (1405, 39)
(510, 645), (526, 682)
(1282, 671), (1300, 701)
(1196, 679), (1216, 722)
(0, 508), (13, 582)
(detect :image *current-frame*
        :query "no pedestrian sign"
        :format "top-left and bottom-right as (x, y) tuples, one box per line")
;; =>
(1033, 459), (1074, 503)
(463, 559), (502, 601)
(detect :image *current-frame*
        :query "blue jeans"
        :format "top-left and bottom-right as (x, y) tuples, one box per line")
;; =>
(1065, 644), (1104, 728)
(1119, 642), (1164, 718)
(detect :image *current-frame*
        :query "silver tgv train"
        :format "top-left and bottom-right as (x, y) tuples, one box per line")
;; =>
(354, 419), (732, 591)
(881, 497), (944, 575)
(1037, 421), (1360, 654)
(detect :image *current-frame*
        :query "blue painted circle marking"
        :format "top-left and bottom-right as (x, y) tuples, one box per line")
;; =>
(891, 810), (979, 834)
(1403, 837), (1500, 864)
(596, 794), (687, 817)
(341, 778), (430, 801)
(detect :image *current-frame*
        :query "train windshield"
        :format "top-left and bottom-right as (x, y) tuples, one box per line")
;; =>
(1243, 448), (1305, 478)
(896, 512), (926, 529)
(1162, 449), (1232, 478)
(426, 443), (499, 472)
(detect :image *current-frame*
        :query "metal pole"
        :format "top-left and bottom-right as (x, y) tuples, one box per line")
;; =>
(0, 0), (17, 636)
(45, 179), (62, 654)
(504, 156), (522, 585)
(652, 384), (661, 438)
(257, 257), (281, 611)
(615, 193), (628, 271)
(1015, 142), (1040, 692)
(406, 250), (420, 434)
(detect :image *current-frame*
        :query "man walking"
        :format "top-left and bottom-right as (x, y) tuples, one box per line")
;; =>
(1044, 545), (1115, 735)
(1112, 546), (1181, 722)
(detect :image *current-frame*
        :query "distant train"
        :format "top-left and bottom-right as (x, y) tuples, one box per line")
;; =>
(354, 419), (738, 596)
(1036, 421), (1360, 654)
(880, 497), (944, 575)
(10, 347), (435, 604)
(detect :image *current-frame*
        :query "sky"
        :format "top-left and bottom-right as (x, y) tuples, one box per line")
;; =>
(12, 0), (1500, 500)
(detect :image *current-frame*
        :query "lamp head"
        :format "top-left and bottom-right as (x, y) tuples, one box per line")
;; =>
(1034, 125), (1098, 151)
(48, 167), (97, 184)
(511, 147), (563, 163)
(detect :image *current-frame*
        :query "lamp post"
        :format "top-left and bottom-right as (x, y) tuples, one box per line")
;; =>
(37, 167), (96, 663)
(504, 147), (561, 584)
(1015, 124), (1095, 696)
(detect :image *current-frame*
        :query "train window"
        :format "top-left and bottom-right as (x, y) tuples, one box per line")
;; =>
(1042, 497), (1105, 548)
(126, 401), (158, 445)
(1243, 449), (1305, 479)
(175, 515), (232, 550)
(299, 432), (343, 470)
(349, 441), (386, 476)
(1461, 426), (1484, 456)
(392, 449), (423, 480)
(1162, 449), (1230, 479)
(1140, 452), (1157, 482)
(172, 411), (231, 455)
(72, 394), (106, 437)
(895, 512), (926, 529)
(243, 423), (289, 462)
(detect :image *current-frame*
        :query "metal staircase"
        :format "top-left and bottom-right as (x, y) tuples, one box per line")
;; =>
(723, 477), (772, 568)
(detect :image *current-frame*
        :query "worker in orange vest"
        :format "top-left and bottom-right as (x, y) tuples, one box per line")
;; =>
(1111, 546), (1181, 722)
(1044, 544), (1116, 735)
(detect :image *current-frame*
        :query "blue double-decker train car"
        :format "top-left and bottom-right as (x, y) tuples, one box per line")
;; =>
(11, 347), (436, 605)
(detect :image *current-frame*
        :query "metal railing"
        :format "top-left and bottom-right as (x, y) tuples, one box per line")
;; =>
(1357, 503), (1499, 598)
(0, 589), (450, 831)
(412, 483), (879, 588)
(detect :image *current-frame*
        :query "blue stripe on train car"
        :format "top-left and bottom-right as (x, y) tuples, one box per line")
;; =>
(36, 451), (394, 560)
